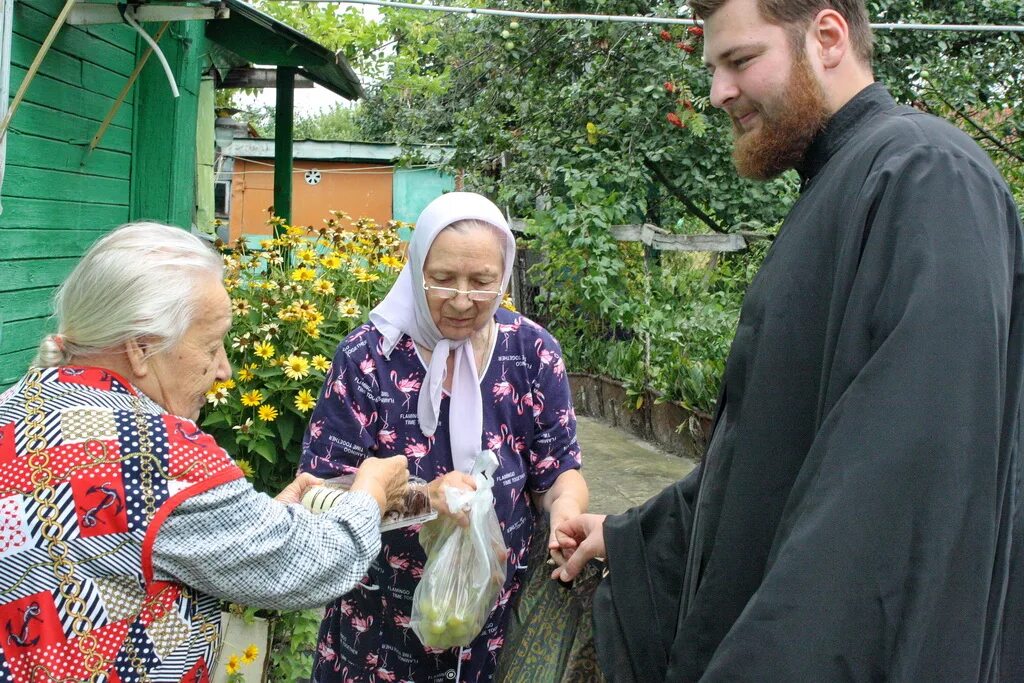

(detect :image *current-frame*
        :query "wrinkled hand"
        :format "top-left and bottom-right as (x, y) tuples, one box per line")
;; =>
(275, 472), (324, 504)
(350, 455), (409, 517)
(550, 513), (607, 583)
(547, 497), (585, 568)
(427, 471), (477, 528)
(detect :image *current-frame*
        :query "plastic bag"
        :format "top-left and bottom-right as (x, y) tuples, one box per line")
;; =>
(410, 450), (508, 650)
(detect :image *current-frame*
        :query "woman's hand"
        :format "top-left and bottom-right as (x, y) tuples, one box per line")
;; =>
(427, 471), (477, 528)
(547, 495), (585, 568)
(275, 472), (324, 504)
(350, 455), (410, 517)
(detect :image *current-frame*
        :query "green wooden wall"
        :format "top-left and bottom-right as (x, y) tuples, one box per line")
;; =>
(0, 4), (207, 387)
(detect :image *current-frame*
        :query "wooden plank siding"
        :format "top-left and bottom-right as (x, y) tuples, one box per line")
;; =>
(0, 0), (139, 386)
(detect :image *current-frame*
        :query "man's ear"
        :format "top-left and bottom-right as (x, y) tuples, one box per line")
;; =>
(810, 8), (849, 69)
(125, 338), (152, 378)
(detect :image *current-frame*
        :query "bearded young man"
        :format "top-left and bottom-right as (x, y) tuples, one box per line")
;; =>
(552, 0), (1024, 680)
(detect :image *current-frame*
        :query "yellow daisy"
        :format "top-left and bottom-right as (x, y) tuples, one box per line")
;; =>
(352, 267), (380, 283)
(285, 224), (306, 237)
(294, 389), (316, 413)
(283, 355), (311, 380)
(259, 239), (275, 250)
(205, 386), (229, 406)
(312, 279), (335, 296)
(338, 298), (361, 318)
(240, 390), (264, 407)
(304, 321), (322, 339)
(320, 254), (342, 270)
(225, 655), (241, 675)
(501, 293), (517, 312)
(236, 459), (255, 480)
(291, 267), (316, 282)
(297, 248), (318, 264)
(242, 644), (260, 664)
(379, 254), (403, 270)
(258, 405), (279, 422)
(311, 355), (331, 372)
(253, 341), (276, 359)
(219, 378), (236, 390)
(237, 364), (257, 382)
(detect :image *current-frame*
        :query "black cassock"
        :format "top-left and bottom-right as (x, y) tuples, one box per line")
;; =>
(594, 83), (1024, 682)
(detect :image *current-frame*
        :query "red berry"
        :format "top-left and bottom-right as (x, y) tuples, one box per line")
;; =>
(666, 112), (684, 128)
(659, 29), (672, 41)
(664, 81), (676, 93)
(688, 26), (703, 37)
(677, 41), (695, 53)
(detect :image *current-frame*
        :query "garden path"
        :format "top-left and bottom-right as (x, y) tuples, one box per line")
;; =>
(577, 415), (697, 515)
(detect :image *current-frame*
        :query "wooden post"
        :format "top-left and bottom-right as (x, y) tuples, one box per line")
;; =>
(273, 66), (295, 234)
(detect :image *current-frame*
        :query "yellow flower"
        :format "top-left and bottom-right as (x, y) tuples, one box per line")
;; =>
(379, 254), (403, 270)
(291, 267), (316, 282)
(312, 279), (335, 296)
(237, 364), (257, 382)
(258, 405), (279, 422)
(283, 355), (311, 380)
(285, 224), (306, 237)
(338, 298), (361, 318)
(352, 267), (380, 283)
(320, 254), (342, 270)
(205, 386), (229, 406)
(297, 248), (318, 264)
(311, 355), (331, 372)
(242, 643), (260, 664)
(225, 655), (241, 675)
(259, 239), (275, 250)
(304, 321), (322, 339)
(241, 390), (264, 407)
(219, 378), (236, 390)
(236, 459), (255, 480)
(253, 341), (276, 359)
(294, 389), (316, 413)
(501, 293), (517, 312)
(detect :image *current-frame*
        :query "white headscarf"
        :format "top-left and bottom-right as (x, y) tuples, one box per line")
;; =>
(369, 192), (516, 473)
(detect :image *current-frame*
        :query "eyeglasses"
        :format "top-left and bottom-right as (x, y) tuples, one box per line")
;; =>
(422, 283), (502, 302)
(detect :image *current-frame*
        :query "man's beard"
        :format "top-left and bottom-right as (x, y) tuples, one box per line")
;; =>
(731, 52), (831, 180)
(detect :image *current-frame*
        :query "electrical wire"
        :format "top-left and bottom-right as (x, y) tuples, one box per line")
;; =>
(284, 0), (1024, 33)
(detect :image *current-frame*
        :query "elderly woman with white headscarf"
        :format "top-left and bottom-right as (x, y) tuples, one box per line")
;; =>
(300, 192), (589, 682)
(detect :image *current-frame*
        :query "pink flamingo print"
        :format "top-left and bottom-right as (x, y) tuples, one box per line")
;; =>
(497, 318), (521, 349)
(487, 636), (504, 662)
(509, 487), (521, 508)
(325, 367), (348, 398)
(389, 370), (421, 410)
(552, 355), (566, 379)
(349, 325), (371, 341)
(556, 408), (573, 433)
(378, 419), (398, 449)
(315, 632), (342, 674)
(534, 338), (555, 370)
(383, 545), (411, 579)
(309, 419), (324, 440)
(520, 388), (545, 422)
(376, 656), (397, 682)
(359, 355), (379, 388)
(351, 405), (378, 436)
(366, 652), (379, 668)
(534, 453), (559, 471)
(351, 614), (374, 642)
(404, 439), (430, 475)
(507, 433), (527, 457)
(491, 366), (519, 404)
(485, 424), (510, 452)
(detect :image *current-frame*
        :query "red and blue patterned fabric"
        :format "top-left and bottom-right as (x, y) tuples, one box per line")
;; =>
(0, 366), (243, 682)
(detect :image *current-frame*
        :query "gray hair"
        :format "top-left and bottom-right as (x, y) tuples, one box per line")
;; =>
(442, 219), (510, 263)
(35, 222), (224, 367)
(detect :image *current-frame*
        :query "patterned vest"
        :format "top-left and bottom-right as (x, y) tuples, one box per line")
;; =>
(0, 366), (243, 682)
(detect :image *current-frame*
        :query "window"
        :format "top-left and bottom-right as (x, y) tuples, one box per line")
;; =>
(214, 180), (231, 217)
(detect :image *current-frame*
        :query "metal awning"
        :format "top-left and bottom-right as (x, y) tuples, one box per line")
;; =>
(205, 0), (363, 100)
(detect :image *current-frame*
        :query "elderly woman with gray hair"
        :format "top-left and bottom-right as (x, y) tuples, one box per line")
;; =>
(0, 222), (408, 682)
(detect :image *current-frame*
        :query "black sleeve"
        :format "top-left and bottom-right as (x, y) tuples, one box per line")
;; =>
(595, 463), (701, 681)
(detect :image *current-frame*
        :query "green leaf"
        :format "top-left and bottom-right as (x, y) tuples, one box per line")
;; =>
(252, 440), (278, 463)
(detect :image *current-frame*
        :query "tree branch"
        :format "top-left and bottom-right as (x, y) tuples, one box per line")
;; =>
(643, 157), (726, 233)
(925, 85), (1024, 164)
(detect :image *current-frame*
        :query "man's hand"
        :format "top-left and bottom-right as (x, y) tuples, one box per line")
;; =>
(550, 513), (607, 582)
(349, 455), (410, 516)
(275, 472), (324, 504)
(547, 496), (585, 568)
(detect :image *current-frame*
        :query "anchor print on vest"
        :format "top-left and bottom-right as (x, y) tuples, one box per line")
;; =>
(5, 601), (42, 648)
(81, 482), (124, 528)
